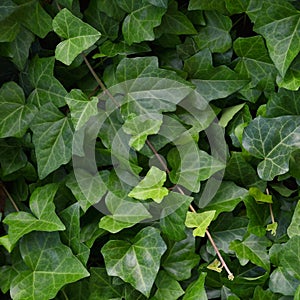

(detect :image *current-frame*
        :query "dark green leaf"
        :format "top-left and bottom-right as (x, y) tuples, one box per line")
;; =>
(182, 272), (207, 300)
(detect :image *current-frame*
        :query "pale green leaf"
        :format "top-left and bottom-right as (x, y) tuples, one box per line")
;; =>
(162, 230), (199, 281)
(242, 116), (300, 180)
(0, 81), (37, 138)
(30, 103), (74, 179)
(128, 166), (169, 203)
(185, 211), (216, 237)
(3, 184), (65, 245)
(53, 8), (101, 65)
(27, 56), (67, 108)
(182, 272), (207, 300)
(122, 5), (166, 45)
(151, 270), (184, 300)
(253, 0), (300, 77)
(101, 227), (167, 297)
(219, 103), (245, 128)
(230, 234), (271, 271)
(287, 200), (300, 238)
(249, 187), (273, 204)
(10, 231), (89, 300)
(65, 89), (99, 130)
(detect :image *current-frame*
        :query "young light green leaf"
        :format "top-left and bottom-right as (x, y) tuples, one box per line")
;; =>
(65, 89), (99, 130)
(230, 234), (271, 271)
(101, 227), (167, 297)
(219, 103), (245, 128)
(27, 56), (67, 108)
(249, 187), (272, 204)
(162, 230), (199, 281)
(266, 222), (278, 236)
(128, 166), (169, 203)
(53, 8), (101, 65)
(0, 82), (37, 138)
(10, 231), (89, 300)
(198, 181), (248, 219)
(99, 192), (152, 233)
(185, 211), (216, 237)
(193, 11), (232, 53)
(3, 184), (65, 245)
(123, 114), (163, 151)
(253, 0), (300, 77)
(287, 200), (300, 238)
(151, 270), (184, 300)
(243, 116), (300, 180)
(122, 4), (166, 45)
(182, 272), (207, 300)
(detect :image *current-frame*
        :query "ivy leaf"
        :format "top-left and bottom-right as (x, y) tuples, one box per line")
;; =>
(182, 272), (207, 300)
(30, 103), (73, 179)
(27, 56), (67, 108)
(0, 82), (37, 138)
(242, 116), (300, 180)
(10, 231), (89, 300)
(122, 4), (166, 45)
(287, 200), (300, 238)
(230, 234), (271, 272)
(185, 211), (216, 237)
(253, 0), (300, 77)
(101, 227), (167, 297)
(249, 187), (272, 204)
(189, 0), (228, 13)
(0, 0), (17, 22)
(162, 230), (199, 281)
(3, 184), (65, 245)
(151, 270), (184, 300)
(193, 11), (232, 53)
(0, 16), (19, 42)
(65, 89), (99, 130)
(99, 192), (152, 233)
(53, 8), (101, 65)
(66, 170), (108, 212)
(59, 203), (90, 266)
(198, 181), (248, 219)
(277, 55), (300, 91)
(128, 166), (169, 203)
(266, 89), (300, 117)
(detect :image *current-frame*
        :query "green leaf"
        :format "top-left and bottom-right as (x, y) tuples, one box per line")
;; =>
(287, 200), (300, 238)
(182, 272), (207, 300)
(0, 0), (17, 22)
(0, 16), (19, 42)
(59, 203), (90, 266)
(123, 114), (163, 151)
(266, 89), (300, 117)
(198, 181), (248, 219)
(230, 234), (271, 272)
(253, 0), (300, 77)
(10, 231), (89, 300)
(151, 270), (184, 300)
(27, 56), (67, 108)
(219, 103), (245, 128)
(30, 103), (73, 179)
(249, 187), (272, 204)
(53, 8), (101, 65)
(66, 170), (108, 212)
(65, 89), (99, 130)
(193, 11), (232, 53)
(101, 227), (167, 297)
(160, 192), (193, 241)
(185, 211), (216, 237)
(168, 142), (225, 193)
(277, 55), (300, 90)
(122, 4), (166, 45)
(128, 166), (169, 203)
(99, 192), (152, 233)
(162, 230), (199, 281)
(242, 116), (300, 180)
(0, 81), (37, 138)
(157, 1), (197, 35)
(3, 183), (65, 245)
(252, 285), (280, 300)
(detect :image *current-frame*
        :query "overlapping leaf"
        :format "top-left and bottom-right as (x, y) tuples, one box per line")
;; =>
(53, 8), (101, 65)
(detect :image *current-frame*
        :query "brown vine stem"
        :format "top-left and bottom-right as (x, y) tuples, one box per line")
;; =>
(0, 182), (19, 212)
(83, 55), (234, 280)
(266, 188), (275, 223)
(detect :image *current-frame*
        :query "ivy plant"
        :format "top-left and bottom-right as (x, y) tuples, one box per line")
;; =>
(0, 0), (300, 299)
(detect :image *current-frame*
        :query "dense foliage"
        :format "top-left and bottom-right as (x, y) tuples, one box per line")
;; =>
(1, 0), (300, 299)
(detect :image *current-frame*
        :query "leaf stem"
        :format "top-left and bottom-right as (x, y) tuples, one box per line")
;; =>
(0, 182), (19, 212)
(83, 56), (234, 280)
(266, 188), (275, 223)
